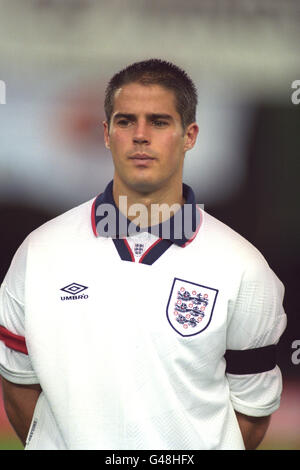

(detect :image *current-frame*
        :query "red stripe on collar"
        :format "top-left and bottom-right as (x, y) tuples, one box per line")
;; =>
(91, 196), (99, 237)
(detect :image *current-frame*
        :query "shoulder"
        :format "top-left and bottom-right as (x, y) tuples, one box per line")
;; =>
(27, 198), (95, 245)
(199, 209), (284, 295)
(198, 208), (274, 274)
(2, 198), (96, 301)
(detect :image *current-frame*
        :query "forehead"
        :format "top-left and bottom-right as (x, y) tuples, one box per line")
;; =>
(112, 82), (179, 116)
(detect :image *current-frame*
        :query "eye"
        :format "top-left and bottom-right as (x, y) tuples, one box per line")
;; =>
(152, 120), (168, 127)
(116, 119), (132, 127)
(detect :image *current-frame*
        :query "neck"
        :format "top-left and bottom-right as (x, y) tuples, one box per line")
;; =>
(112, 176), (184, 228)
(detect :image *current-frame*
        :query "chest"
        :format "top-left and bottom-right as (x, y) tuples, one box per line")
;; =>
(24, 238), (240, 379)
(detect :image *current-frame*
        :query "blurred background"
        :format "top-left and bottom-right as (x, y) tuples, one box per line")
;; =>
(0, 0), (299, 450)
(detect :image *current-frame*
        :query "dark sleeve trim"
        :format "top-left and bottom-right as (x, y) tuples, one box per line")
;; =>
(225, 344), (277, 375)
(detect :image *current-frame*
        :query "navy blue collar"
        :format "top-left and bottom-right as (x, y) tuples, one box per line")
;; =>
(91, 180), (201, 247)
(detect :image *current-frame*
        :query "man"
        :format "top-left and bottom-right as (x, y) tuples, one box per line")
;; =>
(0, 59), (286, 450)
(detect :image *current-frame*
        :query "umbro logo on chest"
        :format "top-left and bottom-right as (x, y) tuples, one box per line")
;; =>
(60, 282), (89, 301)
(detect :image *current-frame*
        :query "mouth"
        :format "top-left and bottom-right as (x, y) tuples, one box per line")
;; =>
(128, 153), (156, 161)
(128, 153), (156, 166)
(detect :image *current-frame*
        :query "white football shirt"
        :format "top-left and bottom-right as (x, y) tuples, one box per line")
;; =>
(0, 181), (287, 449)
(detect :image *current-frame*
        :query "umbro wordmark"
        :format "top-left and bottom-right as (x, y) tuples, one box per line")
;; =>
(60, 282), (89, 301)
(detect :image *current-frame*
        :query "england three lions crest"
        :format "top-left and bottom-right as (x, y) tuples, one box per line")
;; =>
(166, 278), (218, 337)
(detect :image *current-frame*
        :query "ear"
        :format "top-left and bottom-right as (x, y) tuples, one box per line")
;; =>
(183, 122), (199, 152)
(103, 121), (110, 149)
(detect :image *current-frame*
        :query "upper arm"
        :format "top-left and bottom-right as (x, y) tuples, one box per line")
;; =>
(0, 240), (41, 446)
(226, 253), (287, 417)
(0, 238), (39, 385)
(0, 281), (39, 384)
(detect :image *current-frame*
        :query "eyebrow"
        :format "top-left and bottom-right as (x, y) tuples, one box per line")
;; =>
(113, 113), (173, 121)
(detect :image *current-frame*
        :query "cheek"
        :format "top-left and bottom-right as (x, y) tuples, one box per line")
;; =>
(162, 133), (184, 158)
(109, 131), (130, 153)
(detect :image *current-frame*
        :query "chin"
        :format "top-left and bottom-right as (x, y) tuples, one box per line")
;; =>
(128, 178), (162, 195)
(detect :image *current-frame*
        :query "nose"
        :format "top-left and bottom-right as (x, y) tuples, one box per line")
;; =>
(133, 119), (150, 145)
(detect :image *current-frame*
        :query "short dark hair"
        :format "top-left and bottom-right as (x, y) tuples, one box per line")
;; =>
(104, 58), (198, 130)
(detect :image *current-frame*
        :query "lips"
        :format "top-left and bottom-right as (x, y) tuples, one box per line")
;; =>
(128, 153), (156, 167)
(129, 153), (155, 160)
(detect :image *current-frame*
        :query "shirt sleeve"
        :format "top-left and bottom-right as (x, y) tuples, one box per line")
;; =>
(0, 237), (39, 384)
(225, 251), (287, 417)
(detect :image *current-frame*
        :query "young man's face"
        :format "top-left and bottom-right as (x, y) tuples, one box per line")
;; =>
(103, 82), (198, 195)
